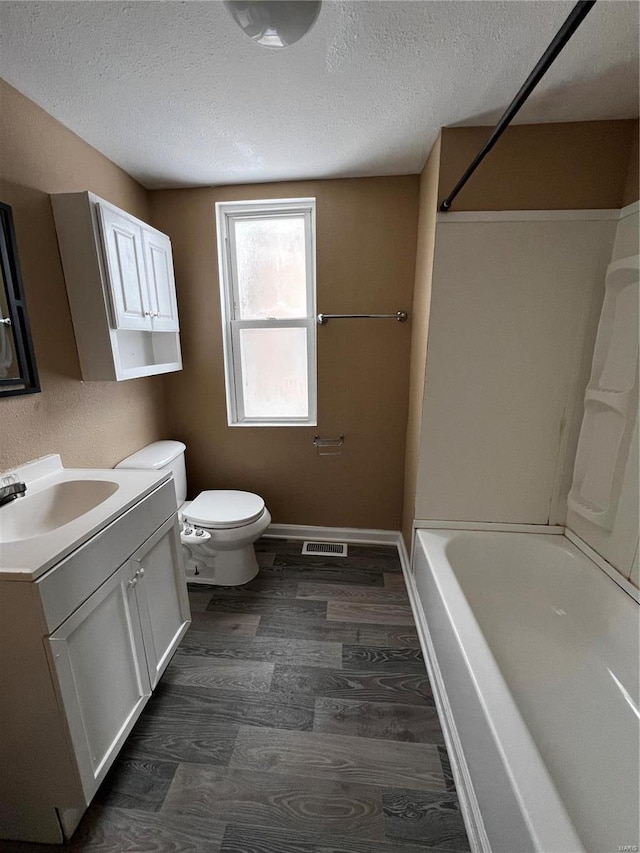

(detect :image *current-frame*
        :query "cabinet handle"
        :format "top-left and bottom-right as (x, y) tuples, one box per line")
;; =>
(128, 567), (146, 588)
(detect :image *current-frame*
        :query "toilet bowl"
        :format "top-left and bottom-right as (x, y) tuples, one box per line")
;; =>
(180, 490), (271, 585)
(116, 441), (271, 586)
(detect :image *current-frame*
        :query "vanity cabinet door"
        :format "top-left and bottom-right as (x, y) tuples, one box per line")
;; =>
(97, 202), (152, 331)
(142, 228), (180, 333)
(47, 561), (151, 802)
(132, 514), (190, 689)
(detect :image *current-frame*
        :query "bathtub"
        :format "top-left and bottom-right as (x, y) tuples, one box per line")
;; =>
(408, 529), (639, 853)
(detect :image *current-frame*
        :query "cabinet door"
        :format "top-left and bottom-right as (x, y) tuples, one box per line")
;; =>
(132, 514), (191, 689)
(97, 202), (152, 330)
(48, 562), (151, 802)
(142, 228), (180, 332)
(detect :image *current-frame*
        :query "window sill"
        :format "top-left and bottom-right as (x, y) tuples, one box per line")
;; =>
(227, 420), (318, 428)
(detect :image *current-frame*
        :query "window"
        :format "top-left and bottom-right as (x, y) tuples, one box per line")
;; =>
(215, 198), (317, 426)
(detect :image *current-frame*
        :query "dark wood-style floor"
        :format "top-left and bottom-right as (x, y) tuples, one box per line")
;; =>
(2, 540), (470, 853)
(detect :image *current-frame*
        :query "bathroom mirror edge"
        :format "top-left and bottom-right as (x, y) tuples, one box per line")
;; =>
(0, 201), (40, 397)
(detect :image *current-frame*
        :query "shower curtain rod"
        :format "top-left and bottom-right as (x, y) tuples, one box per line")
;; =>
(439, 0), (597, 213)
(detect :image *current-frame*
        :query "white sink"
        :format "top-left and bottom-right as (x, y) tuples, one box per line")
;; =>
(0, 479), (120, 543)
(0, 454), (172, 580)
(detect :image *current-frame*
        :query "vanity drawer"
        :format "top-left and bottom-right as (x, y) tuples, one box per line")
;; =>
(37, 479), (176, 632)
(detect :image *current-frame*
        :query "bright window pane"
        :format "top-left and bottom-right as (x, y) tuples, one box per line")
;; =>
(239, 327), (308, 418)
(234, 217), (307, 319)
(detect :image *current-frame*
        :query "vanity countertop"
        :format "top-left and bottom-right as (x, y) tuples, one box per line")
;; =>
(0, 454), (172, 581)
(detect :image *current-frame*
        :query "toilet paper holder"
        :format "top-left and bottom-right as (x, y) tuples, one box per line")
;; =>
(313, 435), (344, 456)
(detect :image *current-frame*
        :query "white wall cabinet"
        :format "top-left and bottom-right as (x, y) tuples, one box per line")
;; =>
(142, 226), (180, 332)
(51, 191), (182, 380)
(97, 202), (150, 331)
(97, 202), (179, 334)
(0, 482), (190, 844)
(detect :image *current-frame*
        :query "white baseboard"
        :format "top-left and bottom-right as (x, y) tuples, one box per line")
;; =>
(401, 560), (488, 853)
(264, 523), (402, 547)
(397, 533), (411, 576)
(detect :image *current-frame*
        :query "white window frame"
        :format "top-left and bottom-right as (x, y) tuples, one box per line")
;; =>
(215, 198), (317, 427)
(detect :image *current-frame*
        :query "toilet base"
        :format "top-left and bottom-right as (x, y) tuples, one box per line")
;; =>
(183, 543), (259, 586)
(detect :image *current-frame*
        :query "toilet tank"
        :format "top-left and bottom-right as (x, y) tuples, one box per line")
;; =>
(115, 440), (187, 505)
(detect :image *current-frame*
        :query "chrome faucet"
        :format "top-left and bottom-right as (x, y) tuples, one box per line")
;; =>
(0, 475), (27, 507)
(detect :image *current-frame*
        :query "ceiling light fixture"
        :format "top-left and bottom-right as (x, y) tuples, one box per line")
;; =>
(224, 0), (321, 49)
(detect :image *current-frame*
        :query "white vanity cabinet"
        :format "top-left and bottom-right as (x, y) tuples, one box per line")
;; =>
(0, 479), (190, 844)
(129, 515), (189, 689)
(48, 561), (152, 803)
(51, 191), (182, 380)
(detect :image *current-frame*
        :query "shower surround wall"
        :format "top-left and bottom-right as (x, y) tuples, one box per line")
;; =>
(416, 212), (618, 526)
(404, 121), (638, 569)
(565, 203), (639, 587)
(401, 120), (638, 550)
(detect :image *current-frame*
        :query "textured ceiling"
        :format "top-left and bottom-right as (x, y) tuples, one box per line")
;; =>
(0, 1), (638, 189)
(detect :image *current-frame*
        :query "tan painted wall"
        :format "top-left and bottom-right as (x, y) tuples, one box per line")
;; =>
(0, 81), (167, 471)
(150, 177), (419, 529)
(401, 137), (441, 549)
(439, 121), (637, 211)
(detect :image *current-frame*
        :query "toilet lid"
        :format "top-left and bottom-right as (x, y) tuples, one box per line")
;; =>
(184, 490), (265, 529)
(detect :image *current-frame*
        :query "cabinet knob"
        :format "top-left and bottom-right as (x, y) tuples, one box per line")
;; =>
(128, 576), (138, 588)
(138, 567), (145, 577)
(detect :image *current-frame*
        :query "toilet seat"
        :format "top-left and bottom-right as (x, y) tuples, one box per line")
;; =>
(183, 490), (265, 530)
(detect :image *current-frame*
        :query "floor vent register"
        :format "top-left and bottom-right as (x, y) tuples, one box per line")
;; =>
(301, 541), (348, 557)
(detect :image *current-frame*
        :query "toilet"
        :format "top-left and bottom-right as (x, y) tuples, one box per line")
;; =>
(116, 440), (271, 586)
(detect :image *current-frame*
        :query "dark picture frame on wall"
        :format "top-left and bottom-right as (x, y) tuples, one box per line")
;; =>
(0, 201), (40, 396)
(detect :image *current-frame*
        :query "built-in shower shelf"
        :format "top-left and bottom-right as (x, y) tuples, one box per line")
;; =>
(568, 254), (639, 530)
(591, 255), (639, 393)
(584, 388), (630, 414)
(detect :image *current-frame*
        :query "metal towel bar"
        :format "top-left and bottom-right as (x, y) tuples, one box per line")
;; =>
(317, 311), (407, 325)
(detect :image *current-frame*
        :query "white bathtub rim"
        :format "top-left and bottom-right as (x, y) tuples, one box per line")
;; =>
(418, 530), (585, 852)
(413, 519), (564, 535)
(401, 555), (490, 853)
(564, 527), (639, 603)
(412, 529), (586, 853)
(412, 519), (639, 602)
